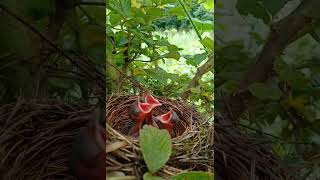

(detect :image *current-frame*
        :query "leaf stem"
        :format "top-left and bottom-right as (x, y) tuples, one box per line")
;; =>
(177, 0), (202, 41)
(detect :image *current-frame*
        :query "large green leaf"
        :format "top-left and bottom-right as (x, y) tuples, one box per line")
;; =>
(140, 126), (172, 173)
(171, 171), (214, 180)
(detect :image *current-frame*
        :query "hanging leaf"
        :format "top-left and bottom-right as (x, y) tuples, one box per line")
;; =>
(161, 52), (180, 60)
(201, 37), (214, 50)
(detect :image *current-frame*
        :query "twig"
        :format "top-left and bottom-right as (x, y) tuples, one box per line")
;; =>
(177, 0), (202, 41)
(181, 57), (213, 99)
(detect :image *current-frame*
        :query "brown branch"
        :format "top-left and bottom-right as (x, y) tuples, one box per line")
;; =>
(181, 57), (214, 99)
(219, 0), (320, 124)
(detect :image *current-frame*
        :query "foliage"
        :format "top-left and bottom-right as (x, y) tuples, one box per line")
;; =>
(216, 0), (320, 179)
(153, 0), (213, 30)
(106, 0), (214, 114)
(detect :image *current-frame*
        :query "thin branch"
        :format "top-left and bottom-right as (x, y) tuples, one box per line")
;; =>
(106, 59), (147, 92)
(177, 0), (202, 41)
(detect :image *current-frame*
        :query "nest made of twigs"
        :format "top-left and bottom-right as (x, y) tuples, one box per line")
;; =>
(105, 94), (214, 178)
(0, 99), (91, 180)
(0, 95), (214, 179)
(106, 94), (194, 138)
(0, 95), (292, 180)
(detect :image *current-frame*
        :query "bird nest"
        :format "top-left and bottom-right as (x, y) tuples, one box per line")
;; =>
(105, 94), (214, 178)
(0, 95), (292, 179)
(0, 95), (213, 180)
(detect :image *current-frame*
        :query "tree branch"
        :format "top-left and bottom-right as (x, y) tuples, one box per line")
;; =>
(219, 0), (320, 124)
(181, 57), (213, 99)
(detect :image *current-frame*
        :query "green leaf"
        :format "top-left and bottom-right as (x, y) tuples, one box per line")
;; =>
(185, 53), (207, 66)
(114, 53), (125, 68)
(140, 125), (172, 173)
(171, 171), (214, 180)
(161, 52), (180, 60)
(236, 0), (271, 24)
(168, 45), (183, 52)
(109, 0), (131, 17)
(190, 87), (201, 93)
(274, 58), (308, 89)
(168, 6), (185, 18)
(201, 37), (214, 50)
(143, 172), (165, 180)
(146, 8), (164, 20)
(192, 18), (213, 34)
(155, 39), (171, 46)
(249, 83), (282, 100)
(109, 13), (123, 26)
(203, 0), (214, 10)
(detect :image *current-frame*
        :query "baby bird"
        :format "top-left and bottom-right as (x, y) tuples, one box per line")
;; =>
(128, 97), (153, 137)
(155, 108), (179, 138)
(143, 94), (162, 126)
